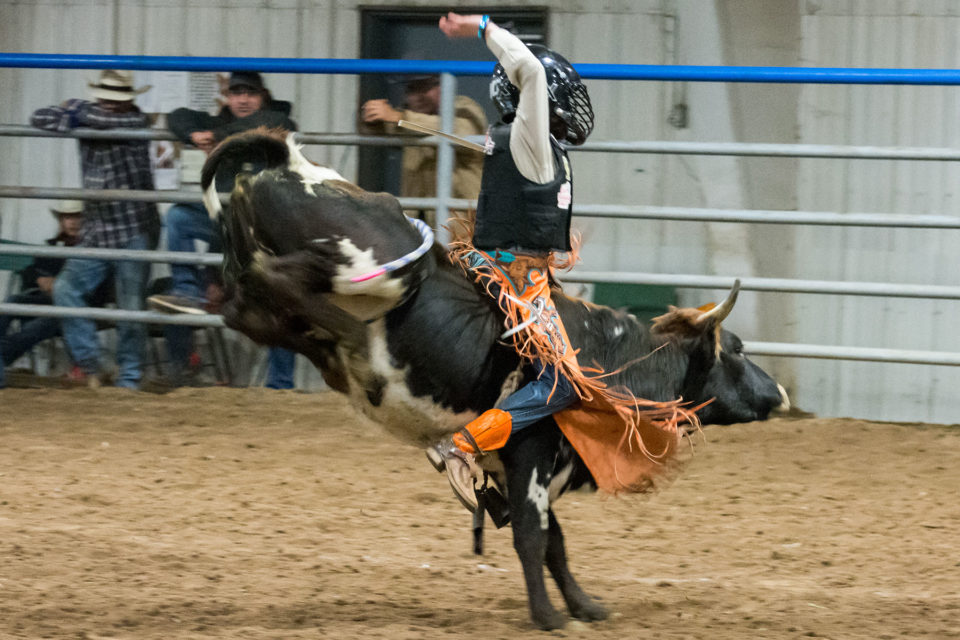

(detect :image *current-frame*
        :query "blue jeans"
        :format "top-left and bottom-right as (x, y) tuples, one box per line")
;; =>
(53, 233), (153, 389)
(0, 289), (61, 366)
(164, 202), (217, 376)
(499, 363), (579, 432)
(265, 347), (296, 389)
(166, 202), (219, 297)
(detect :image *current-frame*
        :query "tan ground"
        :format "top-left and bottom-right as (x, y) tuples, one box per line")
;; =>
(0, 386), (957, 639)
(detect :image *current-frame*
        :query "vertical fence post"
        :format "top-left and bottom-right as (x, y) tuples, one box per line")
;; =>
(435, 71), (456, 246)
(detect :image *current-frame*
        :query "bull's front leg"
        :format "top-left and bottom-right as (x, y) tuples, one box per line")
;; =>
(545, 509), (608, 621)
(502, 429), (566, 630)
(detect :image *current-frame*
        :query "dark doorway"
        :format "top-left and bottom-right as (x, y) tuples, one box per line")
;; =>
(358, 8), (547, 194)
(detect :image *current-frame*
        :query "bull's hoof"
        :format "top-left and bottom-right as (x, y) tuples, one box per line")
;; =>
(568, 597), (608, 622)
(531, 607), (566, 631)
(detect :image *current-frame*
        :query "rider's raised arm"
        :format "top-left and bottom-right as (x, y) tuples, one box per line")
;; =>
(484, 26), (555, 185)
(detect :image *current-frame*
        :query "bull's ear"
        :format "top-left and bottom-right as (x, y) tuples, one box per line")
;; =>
(693, 279), (740, 329)
(650, 304), (679, 325)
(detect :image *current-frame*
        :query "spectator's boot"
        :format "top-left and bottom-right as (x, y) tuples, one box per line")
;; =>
(64, 364), (102, 389)
(426, 408), (512, 512)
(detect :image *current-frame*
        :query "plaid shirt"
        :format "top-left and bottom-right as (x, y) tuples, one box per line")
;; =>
(31, 99), (160, 248)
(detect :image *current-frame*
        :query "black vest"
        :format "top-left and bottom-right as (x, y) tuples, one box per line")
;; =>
(472, 123), (572, 253)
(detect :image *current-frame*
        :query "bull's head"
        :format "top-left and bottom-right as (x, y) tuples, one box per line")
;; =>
(652, 280), (789, 425)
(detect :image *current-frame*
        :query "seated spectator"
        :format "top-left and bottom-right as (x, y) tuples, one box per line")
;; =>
(147, 71), (298, 388)
(31, 70), (160, 390)
(0, 201), (113, 384)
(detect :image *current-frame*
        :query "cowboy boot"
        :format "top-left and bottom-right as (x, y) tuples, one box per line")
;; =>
(426, 408), (513, 512)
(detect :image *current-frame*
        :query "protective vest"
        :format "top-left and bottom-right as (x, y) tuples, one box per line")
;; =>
(472, 123), (572, 253)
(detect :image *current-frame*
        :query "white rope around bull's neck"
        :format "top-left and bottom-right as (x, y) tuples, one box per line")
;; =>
(342, 216), (435, 283)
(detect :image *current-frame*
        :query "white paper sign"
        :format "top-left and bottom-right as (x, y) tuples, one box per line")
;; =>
(151, 140), (180, 190)
(189, 72), (223, 114)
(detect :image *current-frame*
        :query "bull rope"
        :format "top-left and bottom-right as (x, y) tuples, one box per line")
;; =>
(348, 216), (435, 283)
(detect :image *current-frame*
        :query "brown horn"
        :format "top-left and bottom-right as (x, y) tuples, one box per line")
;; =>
(697, 279), (741, 325)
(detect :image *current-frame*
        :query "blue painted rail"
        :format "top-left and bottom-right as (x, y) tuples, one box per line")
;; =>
(4, 52), (960, 84)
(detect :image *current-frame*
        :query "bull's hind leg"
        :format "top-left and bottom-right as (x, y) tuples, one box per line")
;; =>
(502, 428), (566, 630)
(545, 510), (608, 621)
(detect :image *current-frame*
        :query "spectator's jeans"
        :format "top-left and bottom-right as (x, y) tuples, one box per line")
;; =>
(53, 233), (152, 389)
(266, 347), (296, 389)
(164, 202), (217, 376)
(166, 202), (218, 297)
(0, 289), (60, 366)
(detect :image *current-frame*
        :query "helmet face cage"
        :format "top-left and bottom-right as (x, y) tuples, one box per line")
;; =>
(488, 45), (594, 145)
(549, 77), (594, 146)
(490, 63), (520, 124)
(531, 45), (594, 145)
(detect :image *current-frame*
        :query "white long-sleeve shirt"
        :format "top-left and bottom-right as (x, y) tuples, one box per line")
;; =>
(485, 27), (556, 185)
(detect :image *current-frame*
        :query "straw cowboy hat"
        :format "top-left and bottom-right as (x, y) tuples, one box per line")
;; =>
(49, 200), (84, 216)
(88, 69), (151, 101)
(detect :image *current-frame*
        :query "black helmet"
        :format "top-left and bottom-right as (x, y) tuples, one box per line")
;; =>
(489, 44), (594, 146)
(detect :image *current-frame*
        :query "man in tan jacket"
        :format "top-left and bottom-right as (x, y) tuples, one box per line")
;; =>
(361, 74), (486, 227)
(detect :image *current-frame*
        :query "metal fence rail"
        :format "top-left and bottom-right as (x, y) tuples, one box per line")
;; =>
(0, 244), (222, 266)
(7, 185), (960, 229)
(563, 272), (960, 300)
(743, 342), (960, 367)
(0, 303), (223, 327)
(12, 123), (960, 160)
(4, 241), (958, 300)
(10, 52), (960, 85)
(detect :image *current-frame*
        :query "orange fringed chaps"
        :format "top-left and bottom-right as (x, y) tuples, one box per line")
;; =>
(449, 242), (699, 493)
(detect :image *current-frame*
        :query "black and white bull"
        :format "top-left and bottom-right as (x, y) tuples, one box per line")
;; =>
(202, 129), (789, 630)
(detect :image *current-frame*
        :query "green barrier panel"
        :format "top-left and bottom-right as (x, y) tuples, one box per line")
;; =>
(591, 282), (676, 323)
(0, 239), (36, 273)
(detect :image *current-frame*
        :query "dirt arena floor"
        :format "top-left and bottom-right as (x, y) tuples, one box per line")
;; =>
(0, 386), (958, 639)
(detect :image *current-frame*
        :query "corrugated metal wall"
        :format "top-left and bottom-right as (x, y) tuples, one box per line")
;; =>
(1, 0), (957, 422)
(797, 1), (960, 422)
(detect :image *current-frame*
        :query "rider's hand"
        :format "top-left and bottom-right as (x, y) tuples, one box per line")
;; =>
(439, 12), (497, 40)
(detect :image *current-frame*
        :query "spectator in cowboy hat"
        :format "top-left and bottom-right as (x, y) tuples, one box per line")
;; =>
(0, 201), (113, 387)
(88, 69), (152, 104)
(30, 70), (160, 390)
(147, 71), (299, 388)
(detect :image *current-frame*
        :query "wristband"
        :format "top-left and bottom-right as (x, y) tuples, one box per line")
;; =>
(478, 15), (490, 40)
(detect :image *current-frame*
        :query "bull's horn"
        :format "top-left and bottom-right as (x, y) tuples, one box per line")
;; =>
(698, 279), (741, 325)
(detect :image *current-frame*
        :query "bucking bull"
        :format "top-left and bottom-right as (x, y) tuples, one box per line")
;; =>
(200, 128), (789, 630)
